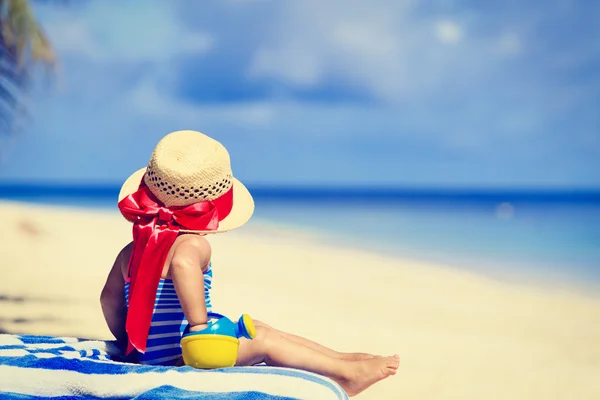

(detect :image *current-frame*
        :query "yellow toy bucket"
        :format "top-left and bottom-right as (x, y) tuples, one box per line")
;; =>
(180, 313), (256, 369)
(181, 334), (240, 369)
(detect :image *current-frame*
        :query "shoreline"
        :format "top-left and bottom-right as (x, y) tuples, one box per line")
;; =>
(242, 219), (600, 298)
(2, 199), (599, 298)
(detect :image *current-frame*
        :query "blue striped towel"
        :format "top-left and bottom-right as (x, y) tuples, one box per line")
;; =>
(0, 334), (348, 399)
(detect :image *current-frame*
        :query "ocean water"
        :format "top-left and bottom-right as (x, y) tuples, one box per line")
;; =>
(253, 200), (600, 289)
(3, 193), (600, 291)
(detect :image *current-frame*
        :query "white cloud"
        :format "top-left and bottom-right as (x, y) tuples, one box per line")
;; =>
(434, 20), (463, 45)
(242, 1), (514, 105)
(330, 24), (398, 59)
(40, 1), (213, 62)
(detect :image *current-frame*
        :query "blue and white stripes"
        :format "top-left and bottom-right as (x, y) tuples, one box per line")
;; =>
(124, 264), (214, 366)
(0, 334), (349, 399)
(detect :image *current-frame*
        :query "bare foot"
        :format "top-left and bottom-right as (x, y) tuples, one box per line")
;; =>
(339, 355), (400, 397)
(339, 352), (377, 361)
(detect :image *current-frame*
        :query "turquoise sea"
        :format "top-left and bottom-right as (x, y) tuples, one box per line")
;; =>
(2, 186), (599, 292)
(253, 201), (600, 290)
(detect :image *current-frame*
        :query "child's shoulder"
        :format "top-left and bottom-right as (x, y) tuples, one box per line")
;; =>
(175, 233), (211, 251)
(172, 234), (212, 270)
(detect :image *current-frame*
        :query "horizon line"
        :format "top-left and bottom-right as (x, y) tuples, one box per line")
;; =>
(1, 183), (600, 204)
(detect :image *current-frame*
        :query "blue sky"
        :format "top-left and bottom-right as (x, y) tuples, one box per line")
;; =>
(0, 0), (598, 187)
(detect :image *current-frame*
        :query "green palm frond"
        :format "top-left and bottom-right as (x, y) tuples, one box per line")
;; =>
(0, 0), (55, 138)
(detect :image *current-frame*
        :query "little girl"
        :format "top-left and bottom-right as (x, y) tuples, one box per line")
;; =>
(100, 130), (399, 397)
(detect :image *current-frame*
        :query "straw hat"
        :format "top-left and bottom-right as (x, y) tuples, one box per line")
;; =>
(118, 130), (254, 233)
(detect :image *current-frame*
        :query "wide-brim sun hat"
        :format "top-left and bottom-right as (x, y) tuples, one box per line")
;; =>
(118, 130), (254, 234)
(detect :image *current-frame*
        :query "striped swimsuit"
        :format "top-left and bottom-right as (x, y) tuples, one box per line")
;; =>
(124, 263), (213, 366)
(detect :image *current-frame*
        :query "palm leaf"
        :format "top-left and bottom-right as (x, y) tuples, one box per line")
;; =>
(0, 0), (55, 140)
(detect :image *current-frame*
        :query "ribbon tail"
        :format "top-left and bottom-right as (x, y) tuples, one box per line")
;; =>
(127, 222), (147, 295)
(126, 225), (179, 354)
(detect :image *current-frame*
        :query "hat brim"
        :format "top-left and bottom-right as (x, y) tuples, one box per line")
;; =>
(118, 168), (254, 234)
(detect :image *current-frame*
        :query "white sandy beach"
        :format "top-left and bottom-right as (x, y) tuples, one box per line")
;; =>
(1, 200), (599, 399)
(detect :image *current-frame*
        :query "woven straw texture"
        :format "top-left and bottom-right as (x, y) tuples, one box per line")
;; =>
(144, 130), (234, 207)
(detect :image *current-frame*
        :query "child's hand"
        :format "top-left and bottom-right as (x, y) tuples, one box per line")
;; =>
(189, 323), (208, 333)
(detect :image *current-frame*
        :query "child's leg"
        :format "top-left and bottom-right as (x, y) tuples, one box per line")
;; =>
(254, 320), (374, 361)
(236, 325), (399, 397)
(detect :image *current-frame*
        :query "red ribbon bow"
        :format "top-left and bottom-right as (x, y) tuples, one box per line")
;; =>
(117, 179), (233, 354)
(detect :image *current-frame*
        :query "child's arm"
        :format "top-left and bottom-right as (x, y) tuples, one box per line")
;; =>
(100, 244), (129, 344)
(171, 235), (212, 333)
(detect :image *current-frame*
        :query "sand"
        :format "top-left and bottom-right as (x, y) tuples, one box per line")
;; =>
(1, 200), (599, 399)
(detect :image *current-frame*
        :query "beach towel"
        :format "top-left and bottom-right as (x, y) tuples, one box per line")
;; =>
(0, 334), (349, 400)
